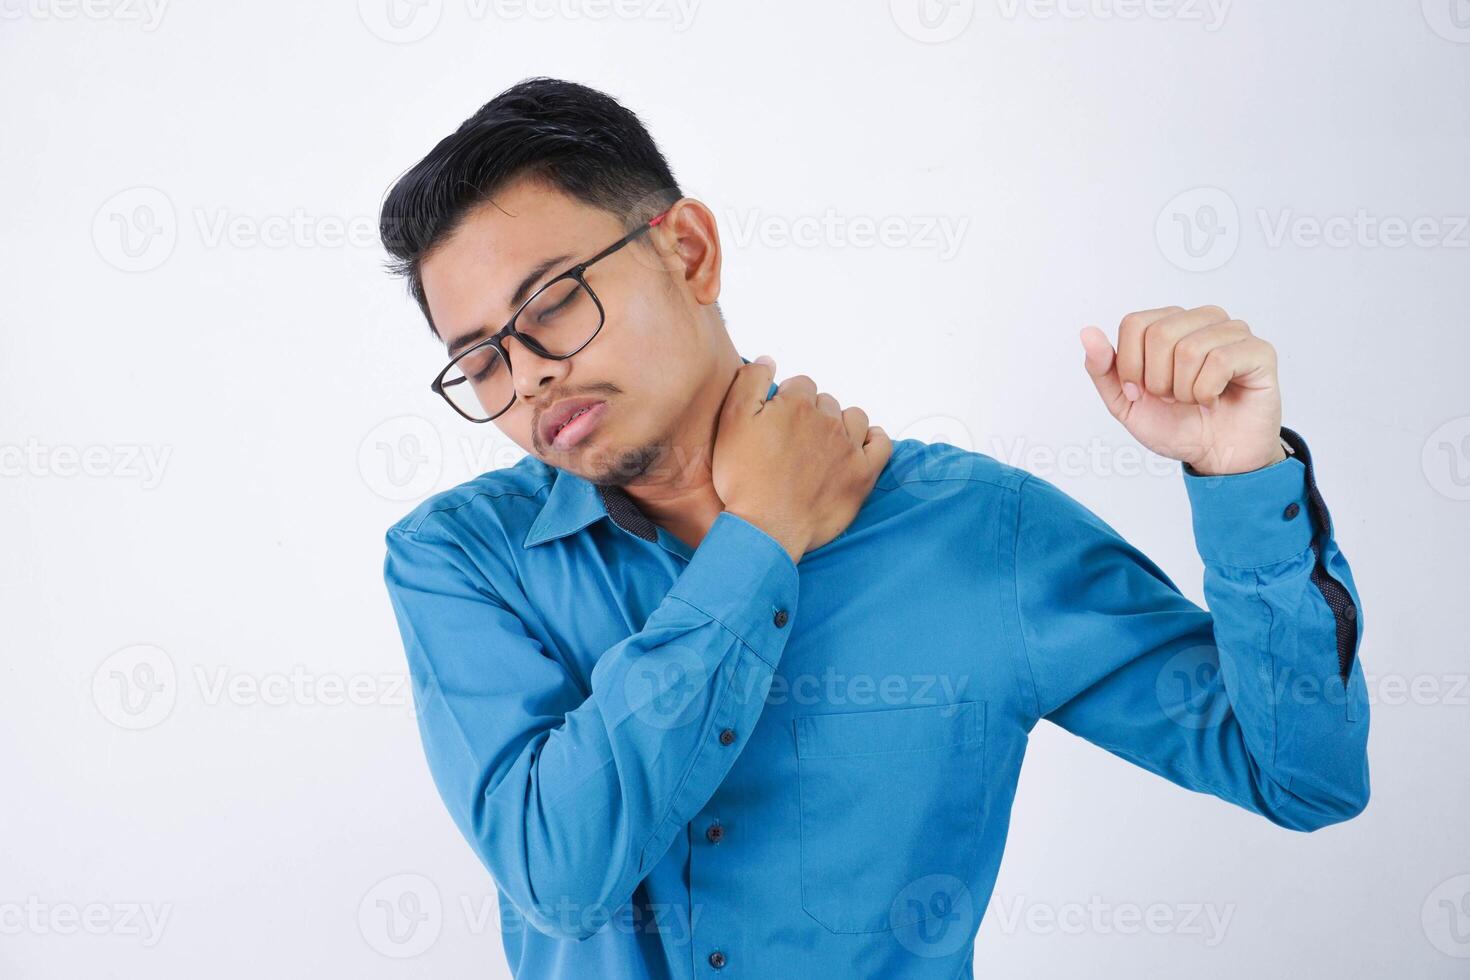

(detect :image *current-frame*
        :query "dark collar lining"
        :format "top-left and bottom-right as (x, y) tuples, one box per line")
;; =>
(594, 483), (659, 542)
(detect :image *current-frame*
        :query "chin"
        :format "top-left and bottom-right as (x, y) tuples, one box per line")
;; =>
(578, 441), (661, 487)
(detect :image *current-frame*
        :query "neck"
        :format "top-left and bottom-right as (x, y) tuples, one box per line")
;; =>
(619, 345), (745, 550)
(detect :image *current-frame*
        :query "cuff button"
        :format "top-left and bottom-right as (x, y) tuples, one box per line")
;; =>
(1283, 502), (1300, 520)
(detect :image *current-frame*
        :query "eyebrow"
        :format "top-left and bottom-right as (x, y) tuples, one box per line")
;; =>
(444, 252), (576, 356)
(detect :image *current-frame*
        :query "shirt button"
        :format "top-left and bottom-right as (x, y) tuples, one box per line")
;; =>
(705, 822), (724, 843)
(718, 728), (737, 746)
(708, 951), (727, 969)
(1283, 502), (1300, 520)
(773, 609), (789, 628)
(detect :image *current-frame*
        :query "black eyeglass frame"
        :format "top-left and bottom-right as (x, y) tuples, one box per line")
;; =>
(430, 209), (672, 423)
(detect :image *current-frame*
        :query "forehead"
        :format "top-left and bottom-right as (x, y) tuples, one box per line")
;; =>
(420, 179), (616, 341)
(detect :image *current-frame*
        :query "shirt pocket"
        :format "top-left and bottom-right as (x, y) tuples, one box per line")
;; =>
(794, 700), (986, 934)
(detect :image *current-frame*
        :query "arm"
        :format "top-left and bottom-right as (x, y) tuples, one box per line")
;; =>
(382, 510), (799, 939)
(1011, 426), (1369, 831)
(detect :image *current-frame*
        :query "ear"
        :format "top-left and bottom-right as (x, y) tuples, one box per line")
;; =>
(649, 197), (722, 307)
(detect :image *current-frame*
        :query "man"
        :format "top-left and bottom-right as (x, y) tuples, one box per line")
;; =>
(379, 77), (1368, 979)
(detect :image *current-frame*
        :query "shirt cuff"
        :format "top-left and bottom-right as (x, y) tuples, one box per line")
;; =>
(1181, 432), (1314, 567)
(665, 510), (800, 667)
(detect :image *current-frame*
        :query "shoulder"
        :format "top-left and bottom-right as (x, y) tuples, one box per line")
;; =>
(384, 453), (554, 542)
(875, 436), (1030, 497)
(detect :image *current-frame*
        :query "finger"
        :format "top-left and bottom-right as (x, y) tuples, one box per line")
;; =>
(1116, 306), (1183, 398)
(1172, 320), (1252, 403)
(1079, 325), (1129, 421)
(1191, 336), (1277, 409)
(861, 425), (892, 470)
(776, 374), (818, 403)
(1142, 305), (1231, 399)
(723, 355), (778, 419)
(841, 405), (870, 446)
(815, 392), (842, 418)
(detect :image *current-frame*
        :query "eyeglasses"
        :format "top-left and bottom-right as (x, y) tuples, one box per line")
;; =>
(430, 210), (671, 423)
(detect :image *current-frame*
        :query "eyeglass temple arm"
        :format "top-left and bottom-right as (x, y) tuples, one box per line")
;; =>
(577, 209), (672, 269)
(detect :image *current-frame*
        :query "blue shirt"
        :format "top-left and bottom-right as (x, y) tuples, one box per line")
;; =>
(382, 367), (1369, 979)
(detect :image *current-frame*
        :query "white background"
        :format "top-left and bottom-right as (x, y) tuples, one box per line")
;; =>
(3, 0), (1468, 976)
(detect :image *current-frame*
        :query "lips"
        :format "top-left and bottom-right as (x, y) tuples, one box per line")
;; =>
(539, 397), (606, 448)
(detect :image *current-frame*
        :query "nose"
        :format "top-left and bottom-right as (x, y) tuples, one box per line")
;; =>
(505, 335), (569, 401)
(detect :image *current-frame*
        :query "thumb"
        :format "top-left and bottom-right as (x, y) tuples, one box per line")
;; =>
(722, 354), (778, 420)
(1079, 325), (1128, 420)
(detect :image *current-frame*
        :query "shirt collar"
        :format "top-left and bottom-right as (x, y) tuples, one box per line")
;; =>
(522, 355), (761, 550)
(522, 468), (660, 548)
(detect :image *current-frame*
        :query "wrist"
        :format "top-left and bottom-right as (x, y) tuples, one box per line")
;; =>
(724, 506), (809, 563)
(1186, 440), (1289, 477)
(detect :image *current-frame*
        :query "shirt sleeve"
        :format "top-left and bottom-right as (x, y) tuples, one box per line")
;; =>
(383, 510), (800, 940)
(1010, 426), (1369, 831)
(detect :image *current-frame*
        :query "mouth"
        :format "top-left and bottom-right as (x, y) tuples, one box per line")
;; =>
(541, 398), (608, 451)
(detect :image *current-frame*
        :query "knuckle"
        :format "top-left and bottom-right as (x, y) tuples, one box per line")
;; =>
(1175, 335), (1208, 362)
(1195, 303), (1228, 320)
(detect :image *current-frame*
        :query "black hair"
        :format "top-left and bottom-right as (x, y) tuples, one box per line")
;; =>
(379, 77), (684, 338)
